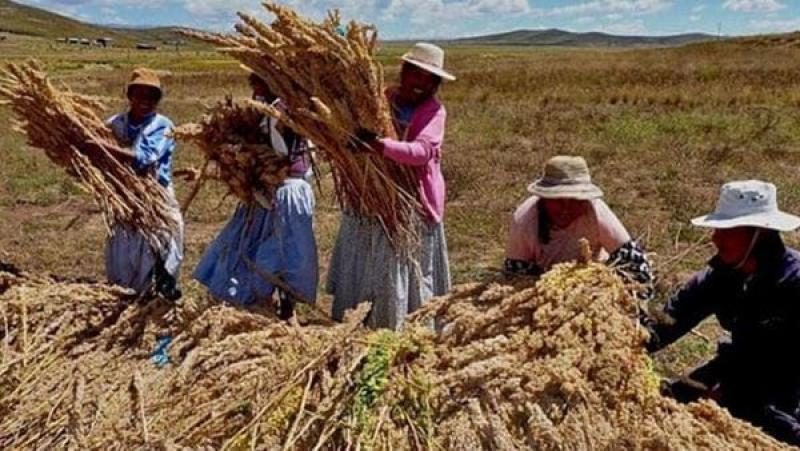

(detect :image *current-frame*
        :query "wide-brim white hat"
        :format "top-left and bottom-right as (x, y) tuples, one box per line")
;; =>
(401, 42), (456, 81)
(692, 180), (800, 232)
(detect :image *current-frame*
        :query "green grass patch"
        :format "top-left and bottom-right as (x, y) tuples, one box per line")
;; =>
(600, 115), (661, 146)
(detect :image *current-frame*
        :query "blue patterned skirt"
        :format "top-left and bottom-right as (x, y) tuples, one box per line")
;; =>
(194, 179), (318, 305)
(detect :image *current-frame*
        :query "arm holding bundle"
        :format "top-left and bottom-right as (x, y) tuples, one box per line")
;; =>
(380, 108), (445, 166)
(130, 119), (174, 172)
(644, 271), (716, 352)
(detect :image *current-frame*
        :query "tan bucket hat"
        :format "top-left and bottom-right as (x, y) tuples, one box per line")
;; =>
(528, 156), (603, 200)
(692, 180), (800, 232)
(127, 68), (162, 95)
(401, 43), (456, 81)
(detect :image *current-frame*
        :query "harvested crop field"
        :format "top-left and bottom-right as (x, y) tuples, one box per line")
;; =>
(1, 259), (790, 449)
(3, 5), (800, 448)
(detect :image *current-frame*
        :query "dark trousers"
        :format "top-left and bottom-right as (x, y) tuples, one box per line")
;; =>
(664, 355), (800, 446)
(154, 257), (181, 301)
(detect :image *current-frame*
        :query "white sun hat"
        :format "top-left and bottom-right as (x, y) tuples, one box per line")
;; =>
(401, 42), (456, 81)
(691, 180), (800, 232)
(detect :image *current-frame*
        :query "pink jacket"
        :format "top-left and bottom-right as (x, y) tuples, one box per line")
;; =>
(380, 96), (447, 224)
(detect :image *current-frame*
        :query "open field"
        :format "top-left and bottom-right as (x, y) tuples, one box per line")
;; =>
(3, 33), (800, 380)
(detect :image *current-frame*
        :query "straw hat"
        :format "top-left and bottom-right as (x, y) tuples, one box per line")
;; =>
(527, 156), (603, 200)
(692, 180), (800, 232)
(127, 68), (162, 95)
(401, 43), (456, 81)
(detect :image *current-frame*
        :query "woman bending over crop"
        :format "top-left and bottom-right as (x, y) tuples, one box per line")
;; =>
(327, 43), (455, 330)
(105, 68), (183, 300)
(505, 155), (654, 299)
(193, 72), (318, 320)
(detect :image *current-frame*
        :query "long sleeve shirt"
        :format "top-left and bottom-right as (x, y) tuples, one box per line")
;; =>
(647, 236), (800, 440)
(107, 112), (176, 187)
(380, 94), (447, 224)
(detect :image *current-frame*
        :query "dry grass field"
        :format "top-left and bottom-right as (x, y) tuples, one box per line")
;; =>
(2, 33), (800, 379)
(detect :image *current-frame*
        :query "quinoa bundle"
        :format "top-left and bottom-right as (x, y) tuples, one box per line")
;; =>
(186, 4), (422, 247)
(0, 260), (788, 449)
(0, 61), (179, 249)
(174, 98), (292, 206)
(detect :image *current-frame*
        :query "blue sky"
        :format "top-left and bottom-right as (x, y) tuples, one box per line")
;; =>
(17, 0), (800, 39)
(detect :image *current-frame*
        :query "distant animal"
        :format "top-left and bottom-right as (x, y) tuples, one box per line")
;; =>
(136, 43), (158, 50)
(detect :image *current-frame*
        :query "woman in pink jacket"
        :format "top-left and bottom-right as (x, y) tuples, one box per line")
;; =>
(327, 43), (455, 330)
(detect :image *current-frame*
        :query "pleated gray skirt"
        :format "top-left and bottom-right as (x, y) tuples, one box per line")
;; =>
(327, 213), (451, 330)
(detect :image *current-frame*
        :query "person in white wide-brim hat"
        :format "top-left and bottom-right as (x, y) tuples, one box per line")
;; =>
(692, 179), (800, 230)
(327, 42), (455, 331)
(645, 180), (800, 447)
(504, 155), (654, 300)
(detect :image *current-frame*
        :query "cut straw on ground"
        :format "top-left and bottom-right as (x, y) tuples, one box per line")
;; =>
(0, 259), (790, 449)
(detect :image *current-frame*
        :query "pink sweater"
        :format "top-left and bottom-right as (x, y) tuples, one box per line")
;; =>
(380, 96), (447, 224)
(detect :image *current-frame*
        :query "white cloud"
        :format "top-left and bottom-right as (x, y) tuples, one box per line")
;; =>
(16, 0), (166, 24)
(98, 6), (125, 24)
(598, 18), (648, 34)
(723, 0), (785, 13)
(396, 0), (530, 16)
(691, 4), (707, 13)
(689, 14), (700, 21)
(21, 0), (166, 9)
(382, 0), (529, 25)
(182, 0), (255, 17)
(466, 0), (530, 14)
(545, 0), (673, 17)
(747, 17), (800, 32)
(182, 0), (531, 24)
(183, 0), (379, 21)
(177, 0), (531, 37)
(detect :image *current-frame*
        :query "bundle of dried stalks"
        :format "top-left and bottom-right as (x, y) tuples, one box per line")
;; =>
(0, 261), (789, 449)
(185, 4), (422, 247)
(403, 261), (786, 449)
(174, 98), (292, 206)
(0, 263), (376, 449)
(0, 61), (179, 249)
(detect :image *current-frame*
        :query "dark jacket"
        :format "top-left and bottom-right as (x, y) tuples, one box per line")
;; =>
(647, 233), (800, 443)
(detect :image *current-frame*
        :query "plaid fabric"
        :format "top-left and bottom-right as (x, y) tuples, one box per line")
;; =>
(608, 240), (655, 301)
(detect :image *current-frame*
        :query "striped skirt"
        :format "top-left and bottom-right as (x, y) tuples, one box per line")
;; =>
(327, 213), (452, 330)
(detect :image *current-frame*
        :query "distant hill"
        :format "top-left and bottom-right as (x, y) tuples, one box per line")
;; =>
(452, 29), (717, 47)
(0, 0), (203, 47)
(733, 31), (800, 48)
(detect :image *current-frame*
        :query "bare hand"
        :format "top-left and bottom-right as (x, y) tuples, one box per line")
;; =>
(173, 168), (201, 182)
